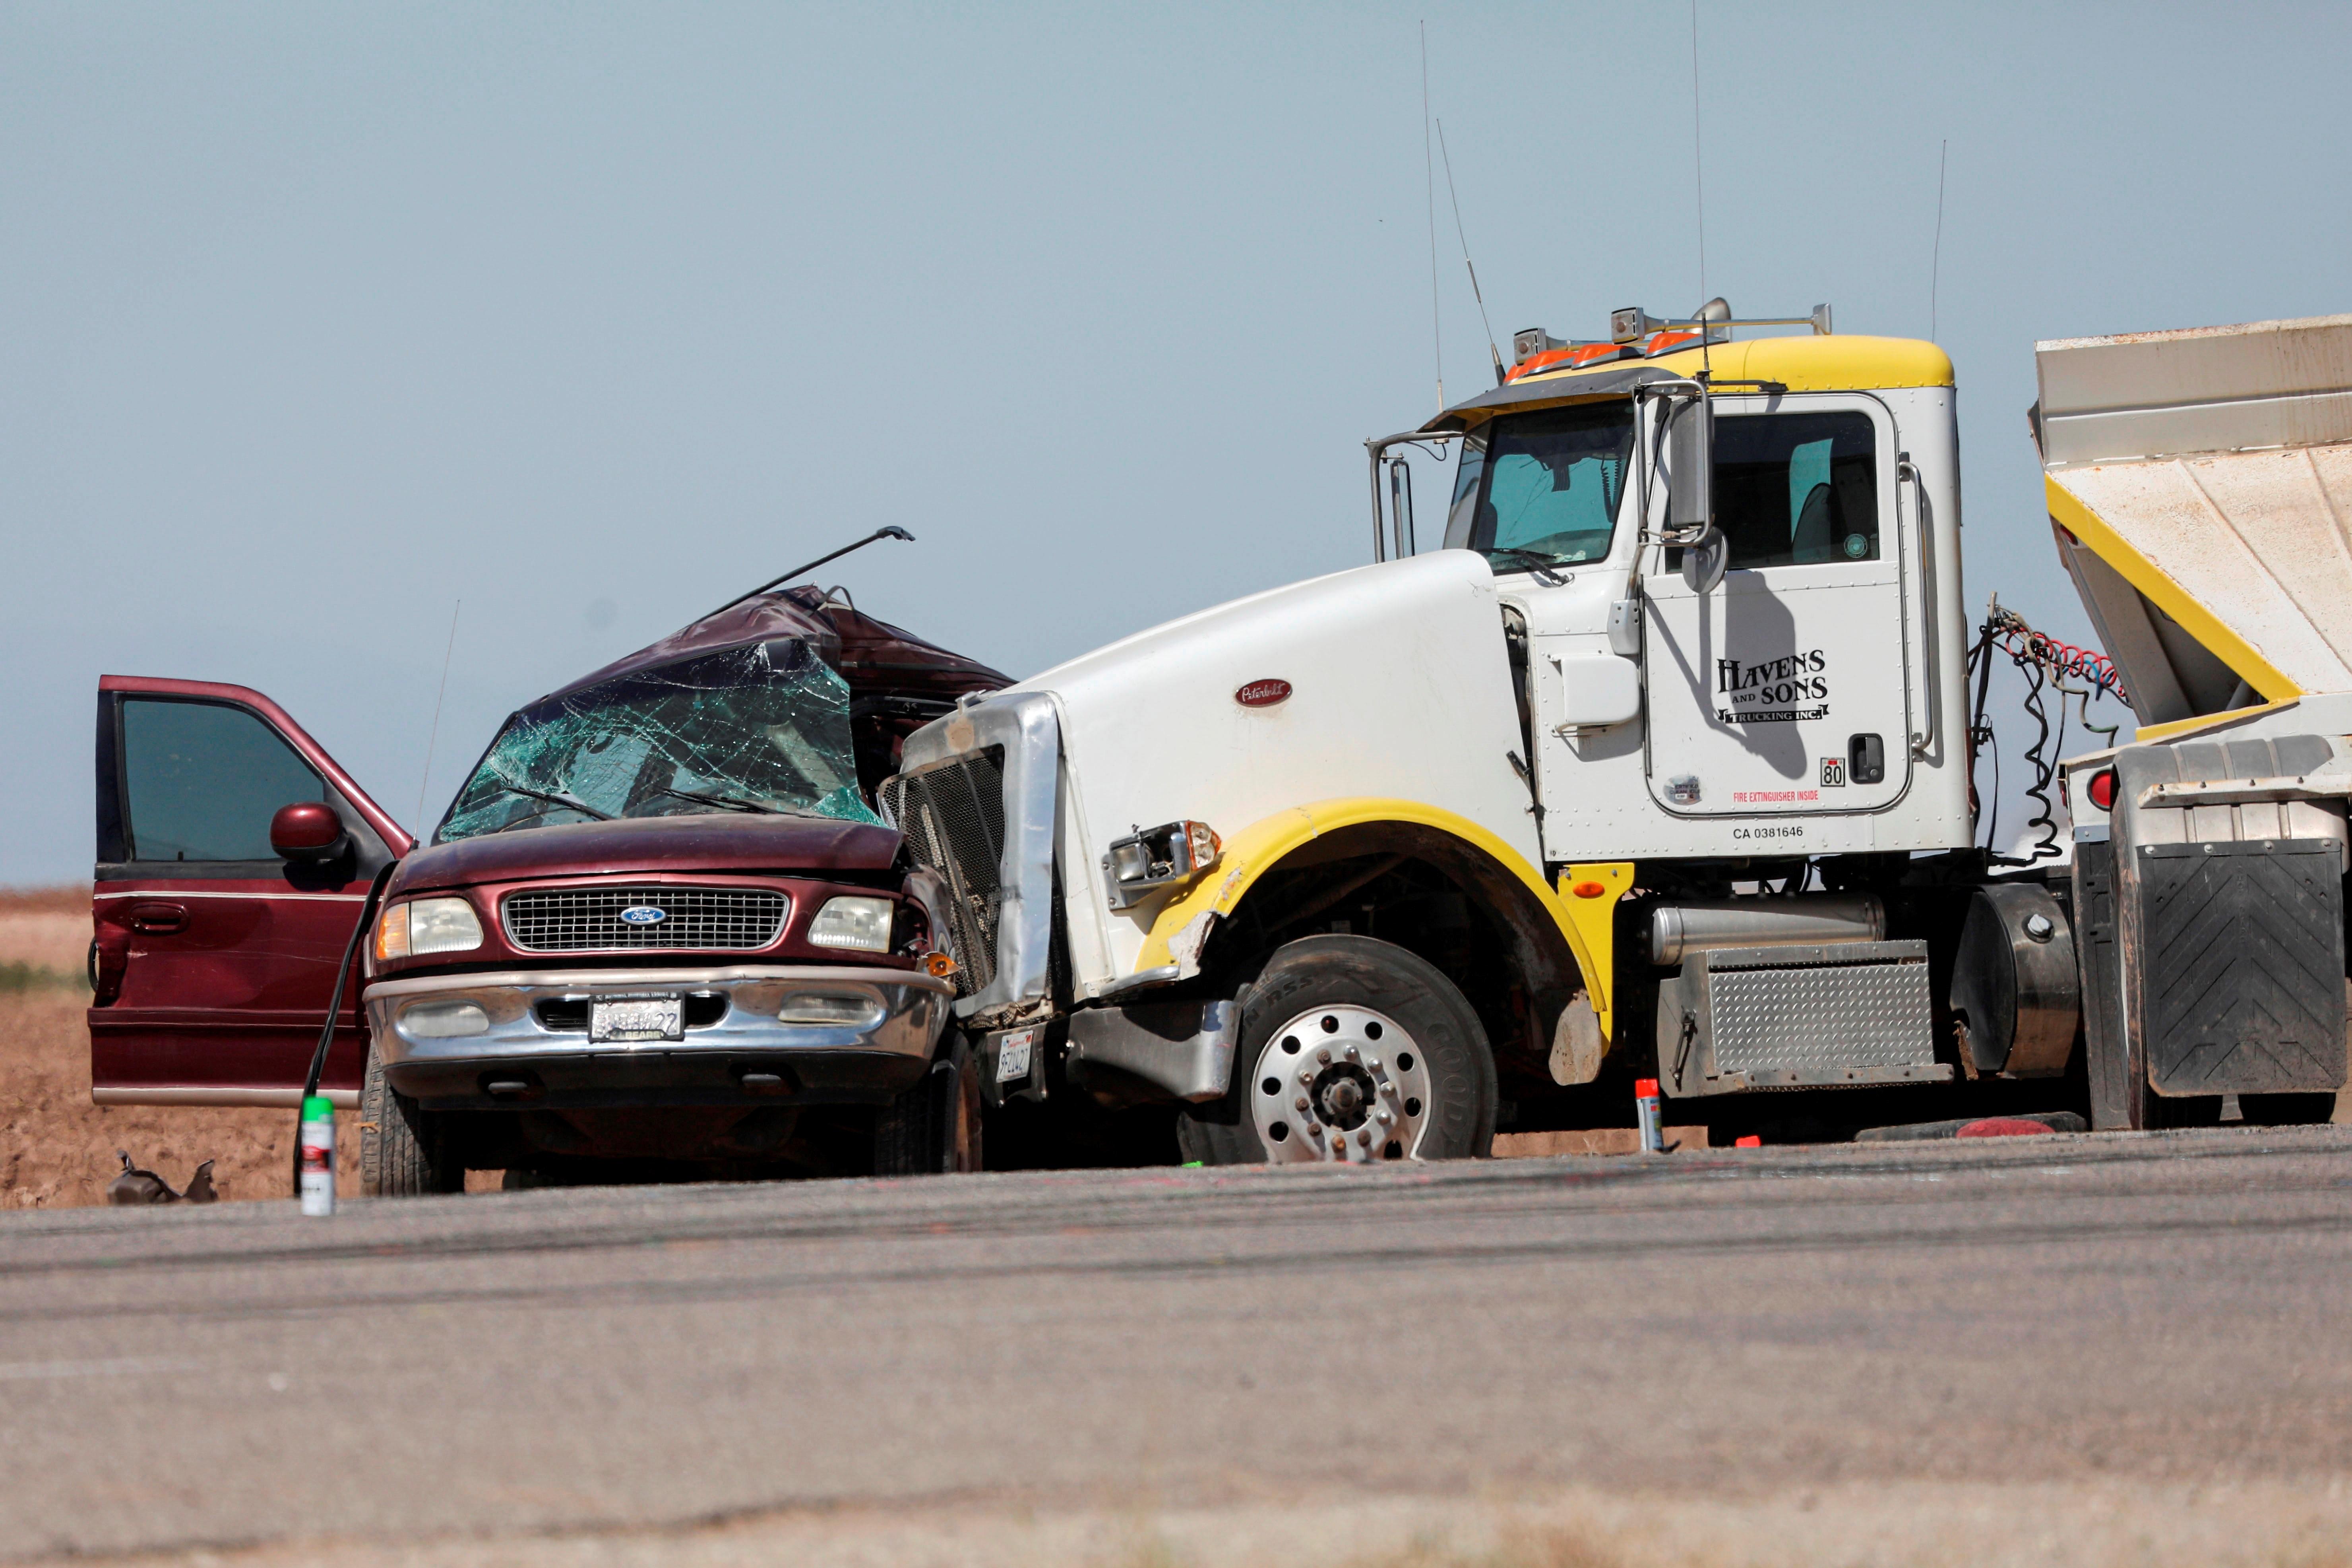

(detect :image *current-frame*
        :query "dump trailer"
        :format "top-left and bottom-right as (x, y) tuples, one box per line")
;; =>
(2042, 314), (2352, 1129)
(883, 307), (2350, 1159)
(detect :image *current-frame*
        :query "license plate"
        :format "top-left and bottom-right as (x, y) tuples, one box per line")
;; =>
(590, 995), (684, 1043)
(996, 1028), (1036, 1084)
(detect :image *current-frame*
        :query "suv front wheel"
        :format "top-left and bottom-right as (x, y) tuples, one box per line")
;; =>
(359, 1041), (465, 1196)
(874, 1032), (983, 1176)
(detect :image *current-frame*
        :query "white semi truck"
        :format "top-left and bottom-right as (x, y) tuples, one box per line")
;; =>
(882, 309), (2352, 1160)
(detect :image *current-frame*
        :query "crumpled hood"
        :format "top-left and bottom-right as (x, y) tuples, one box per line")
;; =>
(389, 812), (904, 896)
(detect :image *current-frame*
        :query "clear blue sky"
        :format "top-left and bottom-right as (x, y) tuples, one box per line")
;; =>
(5, 3), (2347, 883)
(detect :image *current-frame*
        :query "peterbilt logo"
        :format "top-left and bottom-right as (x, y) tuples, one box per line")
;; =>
(619, 906), (668, 925)
(1235, 678), (1292, 708)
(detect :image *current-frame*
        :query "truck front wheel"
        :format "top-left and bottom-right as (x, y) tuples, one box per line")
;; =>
(1178, 935), (1497, 1165)
(359, 1041), (465, 1196)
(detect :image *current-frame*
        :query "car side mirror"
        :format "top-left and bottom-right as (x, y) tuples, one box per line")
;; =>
(270, 801), (350, 863)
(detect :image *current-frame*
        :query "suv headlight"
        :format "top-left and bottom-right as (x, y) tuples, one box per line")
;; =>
(374, 897), (484, 962)
(808, 895), (893, 953)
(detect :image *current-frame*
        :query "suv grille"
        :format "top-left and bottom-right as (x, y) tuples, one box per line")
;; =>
(501, 886), (789, 953)
(880, 747), (1005, 993)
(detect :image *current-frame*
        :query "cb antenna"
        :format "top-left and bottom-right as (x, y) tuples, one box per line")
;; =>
(1690, 0), (1712, 381)
(701, 527), (914, 623)
(1422, 22), (1443, 412)
(1931, 139), (1948, 340)
(1436, 118), (1504, 387)
(1689, 0), (1707, 304)
(413, 598), (461, 833)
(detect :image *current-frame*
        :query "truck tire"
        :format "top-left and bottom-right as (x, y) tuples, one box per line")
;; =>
(874, 1032), (983, 1175)
(1178, 935), (1496, 1165)
(359, 1041), (464, 1196)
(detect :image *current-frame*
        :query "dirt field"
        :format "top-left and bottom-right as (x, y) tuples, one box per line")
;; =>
(0, 885), (361, 1208)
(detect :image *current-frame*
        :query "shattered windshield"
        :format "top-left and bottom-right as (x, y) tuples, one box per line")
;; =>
(436, 639), (881, 842)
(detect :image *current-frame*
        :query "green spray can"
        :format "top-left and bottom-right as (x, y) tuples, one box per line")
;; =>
(298, 1096), (336, 1215)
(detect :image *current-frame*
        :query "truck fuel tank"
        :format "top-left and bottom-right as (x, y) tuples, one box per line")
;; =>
(1948, 883), (2079, 1078)
(1647, 895), (1886, 966)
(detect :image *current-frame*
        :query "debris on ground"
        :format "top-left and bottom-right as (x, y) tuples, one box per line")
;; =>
(105, 1152), (217, 1205)
(1854, 1111), (2089, 1142)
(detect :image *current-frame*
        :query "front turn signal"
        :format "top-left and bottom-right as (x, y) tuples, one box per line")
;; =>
(924, 951), (959, 979)
(373, 904), (409, 962)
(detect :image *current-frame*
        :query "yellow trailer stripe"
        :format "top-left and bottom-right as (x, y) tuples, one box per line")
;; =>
(2044, 474), (2303, 702)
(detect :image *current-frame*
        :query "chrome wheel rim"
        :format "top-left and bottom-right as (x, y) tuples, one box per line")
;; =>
(1249, 1004), (1432, 1163)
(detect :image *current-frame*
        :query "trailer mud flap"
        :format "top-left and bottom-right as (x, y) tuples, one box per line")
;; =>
(2110, 730), (2352, 1108)
(2134, 838), (2347, 1096)
(2072, 831), (2135, 1131)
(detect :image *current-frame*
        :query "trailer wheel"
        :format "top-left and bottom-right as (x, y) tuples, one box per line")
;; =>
(1178, 935), (1496, 1165)
(359, 1041), (464, 1196)
(874, 1032), (983, 1175)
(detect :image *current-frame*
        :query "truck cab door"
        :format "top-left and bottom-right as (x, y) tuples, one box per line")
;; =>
(90, 677), (412, 1106)
(1639, 396), (1916, 819)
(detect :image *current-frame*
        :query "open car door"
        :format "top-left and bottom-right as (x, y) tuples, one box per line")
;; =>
(90, 677), (411, 1107)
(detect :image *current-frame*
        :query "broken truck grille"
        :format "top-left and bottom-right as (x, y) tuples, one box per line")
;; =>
(879, 747), (1006, 994)
(500, 886), (790, 953)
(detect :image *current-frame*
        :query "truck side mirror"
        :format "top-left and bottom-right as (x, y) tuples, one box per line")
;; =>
(1663, 392), (1724, 590)
(1680, 532), (1728, 593)
(270, 801), (350, 863)
(1665, 393), (1713, 538)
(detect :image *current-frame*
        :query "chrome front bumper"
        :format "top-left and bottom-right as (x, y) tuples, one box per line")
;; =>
(362, 964), (954, 1109)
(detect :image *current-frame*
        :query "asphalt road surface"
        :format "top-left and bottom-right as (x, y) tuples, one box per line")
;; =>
(4, 1127), (2350, 1564)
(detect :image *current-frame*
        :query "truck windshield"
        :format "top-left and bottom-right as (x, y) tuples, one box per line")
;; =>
(436, 639), (881, 842)
(1446, 400), (1636, 572)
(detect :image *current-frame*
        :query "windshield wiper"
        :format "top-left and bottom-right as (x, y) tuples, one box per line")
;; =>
(1484, 547), (1571, 585)
(486, 782), (613, 821)
(654, 785), (808, 817)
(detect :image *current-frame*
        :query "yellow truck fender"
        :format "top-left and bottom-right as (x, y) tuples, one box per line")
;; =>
(1130, 796), (1633, 1042)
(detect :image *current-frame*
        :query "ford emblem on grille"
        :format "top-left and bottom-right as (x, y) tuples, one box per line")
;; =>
(618, 906), (668, 925)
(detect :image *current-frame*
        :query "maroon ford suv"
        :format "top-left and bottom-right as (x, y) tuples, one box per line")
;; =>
(89, 587), (1007, 1193)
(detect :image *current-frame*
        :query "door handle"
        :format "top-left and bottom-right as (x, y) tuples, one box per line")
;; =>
(127, 901), (189, 935)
